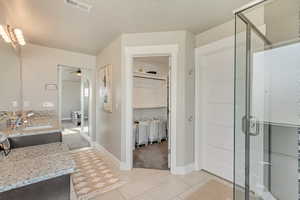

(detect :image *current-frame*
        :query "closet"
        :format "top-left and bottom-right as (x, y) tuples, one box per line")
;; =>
(132, 56), (170, 170)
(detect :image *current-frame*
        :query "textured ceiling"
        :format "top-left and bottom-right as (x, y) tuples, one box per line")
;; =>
(0, 0), (251, 55)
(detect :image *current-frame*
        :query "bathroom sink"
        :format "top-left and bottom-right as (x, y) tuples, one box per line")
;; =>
(23, 125), (53, 131)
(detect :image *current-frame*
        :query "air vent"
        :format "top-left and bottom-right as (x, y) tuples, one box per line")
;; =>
(65, 0), (92, 13)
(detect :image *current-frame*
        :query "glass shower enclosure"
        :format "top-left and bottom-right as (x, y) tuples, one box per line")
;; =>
(234, 0), (300, 199)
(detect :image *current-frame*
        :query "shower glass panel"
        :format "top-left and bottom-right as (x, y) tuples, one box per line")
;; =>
(234, 0), (300, 199)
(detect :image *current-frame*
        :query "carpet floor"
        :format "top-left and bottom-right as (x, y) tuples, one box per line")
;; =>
(133, 141), (168, 170)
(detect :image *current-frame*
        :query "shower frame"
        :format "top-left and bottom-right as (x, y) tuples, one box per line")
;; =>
(234, 0), (273, 199)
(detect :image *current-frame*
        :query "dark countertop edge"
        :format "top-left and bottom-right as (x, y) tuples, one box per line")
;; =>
(7, 128), (62, 138)
(0, 167), (75, 193)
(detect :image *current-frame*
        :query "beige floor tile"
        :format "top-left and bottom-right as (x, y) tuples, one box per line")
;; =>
(130, 193), (155, 200)
(180, 180), (234, 200)
(179, 181), (209, 199)
(77, 147), (230, 200)
(119, 168), (170, 182)
(144, 176), (190, 200)
(172, 197), (182, 200)
(176, 171), (213, 186)
(118, 179), (159, 199)
(91, 190), (125, 200)
(118, 169), (172, 199)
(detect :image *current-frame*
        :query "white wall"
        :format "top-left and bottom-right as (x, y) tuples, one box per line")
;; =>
(196, 7), (265, 48)
(265, 0), (299, 44)
(0, 1), (10, 25)
(0, 2), (22, 111)
(96, 36), (123, 160)
(0, 40), (21, 111)
(21, 43), (96, 111)
(61, 80), (81, 119)
(21, 43), (96, 140)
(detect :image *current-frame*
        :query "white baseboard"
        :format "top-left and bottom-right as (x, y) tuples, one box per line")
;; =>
(172, 163), (195, 175)
(80, 132), (92, 144)
(120, 162), (131, 171)
(194, 161), (202, 171)
(92, 142), (121, 169)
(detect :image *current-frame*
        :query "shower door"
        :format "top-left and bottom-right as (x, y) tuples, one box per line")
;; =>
(234, 0), (299, 199)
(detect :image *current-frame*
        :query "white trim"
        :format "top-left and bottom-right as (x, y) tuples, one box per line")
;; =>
(57, 66), (63, 127)
(58, 64), (94, 142)
(123, 45), (178, 174)
(194, 49), (202, 171)
(233, 0), (268, 14)
(80, 131), (93, 144)
(120, 162), (130, 171)
(173, 163), (195, 175)
(92, 142), (121, 168)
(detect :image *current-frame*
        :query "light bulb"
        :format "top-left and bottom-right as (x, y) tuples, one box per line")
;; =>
(0, 25), (12, 43)
(14, 28), (26, 46)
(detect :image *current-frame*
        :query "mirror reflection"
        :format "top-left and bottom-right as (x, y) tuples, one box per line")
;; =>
(0, 39), (21, 131)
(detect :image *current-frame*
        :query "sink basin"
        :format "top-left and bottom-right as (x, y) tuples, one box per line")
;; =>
(23, 125), (53, 131)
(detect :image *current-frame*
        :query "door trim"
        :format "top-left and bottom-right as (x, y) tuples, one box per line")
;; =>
(123, 45), (178, 174)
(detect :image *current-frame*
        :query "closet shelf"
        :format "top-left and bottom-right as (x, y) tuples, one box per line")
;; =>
(133, 106), (167, 109)
(133, 72), (167, 81)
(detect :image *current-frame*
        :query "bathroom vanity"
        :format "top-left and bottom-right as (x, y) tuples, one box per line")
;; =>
(0, 22), (75, 200)
(1, 113), (62, 148)
(0, 143), (75, 200)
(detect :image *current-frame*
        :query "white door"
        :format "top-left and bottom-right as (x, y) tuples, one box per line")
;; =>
(195, 36), (235, 181)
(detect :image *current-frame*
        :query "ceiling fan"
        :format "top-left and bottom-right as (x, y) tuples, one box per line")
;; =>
(70, 69), (82, 76)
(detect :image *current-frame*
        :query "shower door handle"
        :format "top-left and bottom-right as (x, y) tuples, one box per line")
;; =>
(242, 115), (260, 136)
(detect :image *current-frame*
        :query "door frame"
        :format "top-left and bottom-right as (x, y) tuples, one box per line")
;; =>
(57, 64), (93, 143)
(123, 45), (178, 174)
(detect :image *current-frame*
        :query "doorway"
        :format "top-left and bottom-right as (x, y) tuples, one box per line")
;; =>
(58, 65), (91, 150)
(123, 45), (178, 173)
(132, 56), (170, 170)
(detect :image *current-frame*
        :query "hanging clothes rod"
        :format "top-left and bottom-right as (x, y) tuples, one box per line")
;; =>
(133, 73), (166, 81)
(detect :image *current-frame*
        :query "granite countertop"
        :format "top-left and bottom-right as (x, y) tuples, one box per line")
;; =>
(0, 143), (75, 193)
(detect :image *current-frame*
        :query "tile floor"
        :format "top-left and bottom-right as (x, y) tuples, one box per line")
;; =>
(62, 120), (90, 150)
(86, 149), (233, 200)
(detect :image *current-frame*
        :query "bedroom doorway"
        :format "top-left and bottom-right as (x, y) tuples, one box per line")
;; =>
(124, 45), (178, 174)
(132, 56), (170, 170)
(58, 64), (91, 150)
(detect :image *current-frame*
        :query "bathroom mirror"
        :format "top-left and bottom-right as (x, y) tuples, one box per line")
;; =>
(0, 39), (22, 112)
